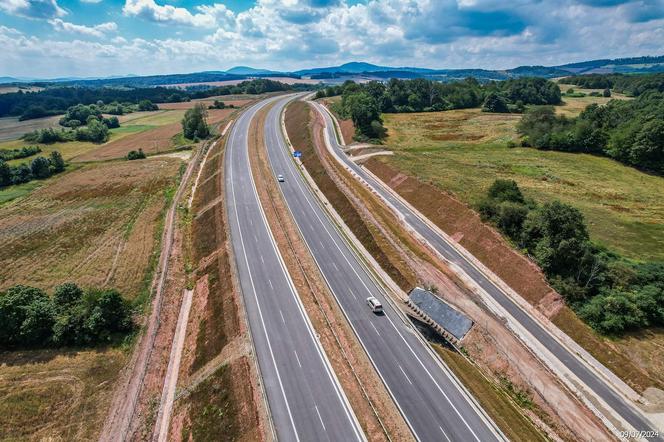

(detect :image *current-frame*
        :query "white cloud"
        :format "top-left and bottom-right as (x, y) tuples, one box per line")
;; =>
(0, 0), (66, 19)
(49, 19), (117, 38)
(122, 0), (229, 28)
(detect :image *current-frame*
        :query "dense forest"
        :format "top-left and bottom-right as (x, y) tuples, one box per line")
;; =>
(480, 180), (664, 335)
(517, 91), (664, 173)
(559, 73), (664, 96)
(0, 78), (295, 121)
(318, 77), (562, 140)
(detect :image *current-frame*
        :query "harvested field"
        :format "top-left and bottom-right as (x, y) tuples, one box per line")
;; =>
(0, 115), (62, 141)
(0, 348), (126, 441)
(76, 109), (234, 161)
(0, 157), (181, 298)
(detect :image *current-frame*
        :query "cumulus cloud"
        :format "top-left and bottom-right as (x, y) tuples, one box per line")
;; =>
(49, 19), (117, 37)
(122, 0), (235, 28)
(0, 0), (66, 19)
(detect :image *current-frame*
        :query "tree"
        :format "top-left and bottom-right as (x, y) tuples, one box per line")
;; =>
(0, 285), (54, 348)
(53, 283), (83, 311)
(603, 88), (611, 98)
(0, 160), (11, 187)
(127, 149), (146, 160)
(629, 119), (664, 172)
(342, 92), (382, 139)
(482, 92), (509, 113)
(12, 163), (32, 184)
(138, 100), (158, 111)
(103, 116), (120, 129)
(182, 104), (209, 140)
(487, 179), (525, 203)
(30, 156), (52, 179)
(49, 150), (65, 173)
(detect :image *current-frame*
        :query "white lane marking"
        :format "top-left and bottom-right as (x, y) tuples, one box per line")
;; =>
(399, 365), (413, 385)
(332, 262), (339, 271)
(314, 405), (327, 432)
(370, 322), (380, 336)
(319, 240), (325, 249)
(440, 426), (452, 442)
(294, 350), (302, 368)
(227, 115), (301, 442)
(280, 309), (286, 324)
(260, 254), (264, 264)
(270, 108), (485, 442)
(254, 233), (258, 243)
(268, 279), (273, 290)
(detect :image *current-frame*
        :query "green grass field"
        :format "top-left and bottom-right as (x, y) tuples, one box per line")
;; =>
(381, 108), (664, 261)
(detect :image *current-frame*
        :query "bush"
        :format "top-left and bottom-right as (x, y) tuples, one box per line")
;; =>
(103, 116), (120, 129)
(482, 93), (509, 113)
(0, 283), (133, 349)
(127, 148), (146, 160)
(138, 99), (158, 111)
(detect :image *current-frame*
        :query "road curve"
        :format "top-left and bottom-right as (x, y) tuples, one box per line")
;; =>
(264, 95), (504, 442)
(224, 96), (365, 442)
(312, 100), (664, 441)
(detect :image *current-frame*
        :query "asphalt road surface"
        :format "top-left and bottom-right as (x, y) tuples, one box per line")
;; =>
(224, 96), (365, 442)
(312, 100), (664, 442)
(264, 95), (504, 442)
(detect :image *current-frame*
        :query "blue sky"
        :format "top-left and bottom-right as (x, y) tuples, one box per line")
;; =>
(1, 0), (663, 78)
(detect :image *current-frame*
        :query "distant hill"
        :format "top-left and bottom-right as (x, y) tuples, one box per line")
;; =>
(2, 54), (662, 87)
(226, 66), (282, 75)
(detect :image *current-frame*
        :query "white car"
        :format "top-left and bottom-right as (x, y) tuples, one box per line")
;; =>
(277, 174), (285, 182)
(366, 296), (383, 314)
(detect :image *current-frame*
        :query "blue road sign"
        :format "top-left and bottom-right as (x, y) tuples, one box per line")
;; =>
(293, 151), (302, 158)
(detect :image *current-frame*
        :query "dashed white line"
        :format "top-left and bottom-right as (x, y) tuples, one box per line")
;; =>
(314, 405), (327, 432)
(260, 254), (264, 264)
(280, 309), (286, 324)
(332, 262), (339, 271)
(268, 279), (273, 290)
(370, 322), (381, 336)
(399, 365), (413, 385)
(294, 350), (302, 368)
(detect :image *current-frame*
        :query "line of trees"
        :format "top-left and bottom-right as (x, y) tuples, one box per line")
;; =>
(559, 73), (664, 96)
(0, 150), (65, 188)
(1, 79), (296, 121)
(0, 283), (133, 349)
(0, 145), (41, 161)
(480, 179), (664, 335)
(319, 77), (561, 140)
(517, 91), (664, 174)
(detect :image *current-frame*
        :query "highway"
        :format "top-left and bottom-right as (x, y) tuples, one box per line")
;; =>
(224, 96), (365, 442)
(311, 100), (664, 441)
(264, 95), (504, 442)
